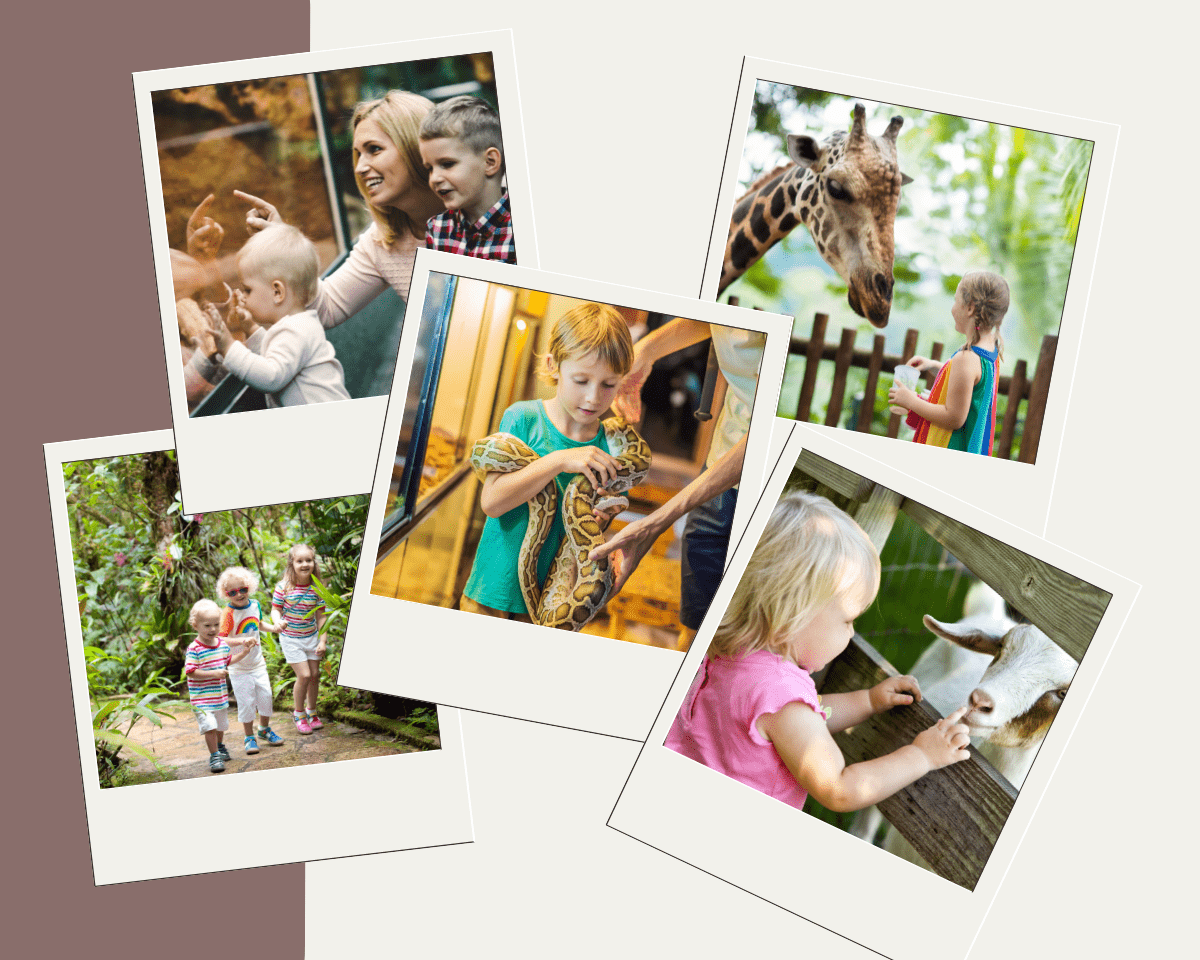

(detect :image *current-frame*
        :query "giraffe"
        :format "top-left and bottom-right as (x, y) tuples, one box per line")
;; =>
(721, 103), (912, 328)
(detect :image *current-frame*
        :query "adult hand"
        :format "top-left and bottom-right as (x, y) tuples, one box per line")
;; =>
(611, 348), (654, 422)
(589, 514), (660, 596)
(171, 249), (219, 301)
(233, 189), (282, 234)
(186, 194), (225, 261)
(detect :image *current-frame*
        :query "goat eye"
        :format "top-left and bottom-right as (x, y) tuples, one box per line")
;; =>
(827, 178), (852, 202)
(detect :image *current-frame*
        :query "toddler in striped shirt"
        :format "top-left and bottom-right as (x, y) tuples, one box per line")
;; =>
(185, 599), (253, 773)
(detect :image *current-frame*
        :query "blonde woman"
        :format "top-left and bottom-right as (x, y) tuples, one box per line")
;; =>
(235, 90), (446, 328)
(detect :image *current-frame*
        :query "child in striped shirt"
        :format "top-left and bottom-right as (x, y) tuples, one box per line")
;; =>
(264, 544), (327, 735)
(185, 599), (253, 773)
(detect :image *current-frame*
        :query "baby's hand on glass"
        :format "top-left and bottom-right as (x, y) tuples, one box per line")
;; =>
(869, 675), (921, 713)
(203, 302), (234, 355)
(913, 706), (971, 770)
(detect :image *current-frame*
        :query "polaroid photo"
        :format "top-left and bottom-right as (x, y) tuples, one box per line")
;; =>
(338, 250), (792, 740)
(700, 58), (1118, 533)
(608, 421), (1136, 960)
(46, 429), (472, 885)
(134, 32), (536, 514)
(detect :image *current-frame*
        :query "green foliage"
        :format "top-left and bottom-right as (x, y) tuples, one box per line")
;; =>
(88, 646), (177, 787)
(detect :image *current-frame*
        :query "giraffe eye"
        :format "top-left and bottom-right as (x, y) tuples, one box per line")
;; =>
(827, 178), (852, 202)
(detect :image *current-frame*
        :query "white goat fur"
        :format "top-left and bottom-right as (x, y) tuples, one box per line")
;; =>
(852, 583), (1079, 857)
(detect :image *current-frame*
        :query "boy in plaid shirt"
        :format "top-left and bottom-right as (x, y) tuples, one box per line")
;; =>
(419, 96), (516, 263)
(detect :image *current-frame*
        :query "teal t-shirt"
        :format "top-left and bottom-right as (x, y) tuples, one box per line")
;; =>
(463, 400), (612, 614)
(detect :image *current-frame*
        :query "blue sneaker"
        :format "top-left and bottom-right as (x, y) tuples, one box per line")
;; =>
(216, 742), (231, 762)
(244, 735), (259, 755)
(258, 726), (284, 746)
(209, 751), (226, 773)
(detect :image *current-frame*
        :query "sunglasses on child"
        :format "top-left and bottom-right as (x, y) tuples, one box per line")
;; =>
(227, 587), (250, 596)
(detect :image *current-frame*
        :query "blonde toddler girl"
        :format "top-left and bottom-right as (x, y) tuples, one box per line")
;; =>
(265, 544), (327, 734)
(666, 491), (970, 812)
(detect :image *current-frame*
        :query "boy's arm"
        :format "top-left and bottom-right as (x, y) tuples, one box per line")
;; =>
(479, 446), (620, 518)
(228, 645), (250, 665)
(188, 666), (228, 680)
(222, 323), (311, 393)
(760, 702), (970, 813)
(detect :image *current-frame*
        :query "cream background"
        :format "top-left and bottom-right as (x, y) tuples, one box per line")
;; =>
(307, 3), (1192, 958)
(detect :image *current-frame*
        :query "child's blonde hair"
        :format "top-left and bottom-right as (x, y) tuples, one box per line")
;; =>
(237, 223), (320, 305)
(216, 566), (259, 599)
(538, 303), (634, 386)
(351, 90), (434, 246)
(188, 598), (221, 628)
(419, 95), (505, 173)
(278, 543), (320, 592)
(958, 271), (1010, 360)
(709, 491), (880, 661)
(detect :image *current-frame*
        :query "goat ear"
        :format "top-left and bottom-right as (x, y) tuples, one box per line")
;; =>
(922, 614), (1003, 656)
(787, 134), (823, 170)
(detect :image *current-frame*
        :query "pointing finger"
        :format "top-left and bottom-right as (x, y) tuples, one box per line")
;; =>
(945, 705), (971, 724)
(188, 193), (216, 231)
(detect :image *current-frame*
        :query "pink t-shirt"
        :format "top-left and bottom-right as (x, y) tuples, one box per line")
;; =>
(665, 649), (828, 810)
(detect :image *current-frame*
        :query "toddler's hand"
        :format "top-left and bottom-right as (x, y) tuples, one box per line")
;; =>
(553, 447), (623, 491)
(912, 705), (971, 770)
(203, 303), (234, 355)
(869, 675), (922, 713)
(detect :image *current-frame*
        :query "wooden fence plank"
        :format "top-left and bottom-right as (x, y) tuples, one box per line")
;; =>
(820, 637), (1017, 891)
(793, 450), (876, 502)
(997, 358), (1027, 460)
(1019, 334), (1057, 464)
(858, 335), (885, 432)
(796, 313), (827, 423)
(826, 328), (857, 427)
(902, 499), (1110, 661)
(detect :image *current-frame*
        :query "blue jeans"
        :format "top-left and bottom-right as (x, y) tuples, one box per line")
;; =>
(679, 482), (739, 630)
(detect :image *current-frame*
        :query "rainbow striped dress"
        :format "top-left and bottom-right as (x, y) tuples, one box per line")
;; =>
(912, 344), (999, 456)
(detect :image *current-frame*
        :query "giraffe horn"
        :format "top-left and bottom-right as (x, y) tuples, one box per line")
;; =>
(849, 103), (867, 144)
(883, 115), (904, 142)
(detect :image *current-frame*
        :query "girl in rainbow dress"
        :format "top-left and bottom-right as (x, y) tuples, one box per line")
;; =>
(888, 271), (1010, 456)
(216, 566), (284, 754)
(266, 544), (327, 735)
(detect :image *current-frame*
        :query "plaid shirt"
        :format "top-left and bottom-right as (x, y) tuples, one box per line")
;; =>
(424, 191), (517, 263)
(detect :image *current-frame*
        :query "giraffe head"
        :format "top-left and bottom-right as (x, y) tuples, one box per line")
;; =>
(723, 104), (911, 328)
(787, 105), (910, 327)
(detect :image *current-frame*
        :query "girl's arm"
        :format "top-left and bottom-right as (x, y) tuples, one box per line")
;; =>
(479, 446), (622, 518)
(315, 611), (328, 654)
(759, 702), (971, 813)
(264, 604), (286, 633)
(890, 351), (980, 431)
(228, 646), (250, 665)
(820, 676), (922, 734)
(612, 319), (713, 422)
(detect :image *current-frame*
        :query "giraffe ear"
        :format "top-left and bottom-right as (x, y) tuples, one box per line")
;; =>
(786, 134), (822, 170)
(901, 171), (914, 186)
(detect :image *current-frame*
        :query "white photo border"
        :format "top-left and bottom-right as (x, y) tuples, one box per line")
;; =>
(607, 420), (1138, 960)
(700, 57), (1120, 537)
(338, 250), (793, 740)
(134, 32), (538, 515)
(47, 428), (474, 885)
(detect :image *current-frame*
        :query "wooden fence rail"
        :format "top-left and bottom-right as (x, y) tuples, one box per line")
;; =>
(775, 309), (1057, 463)
(790, 449), (1110, 890)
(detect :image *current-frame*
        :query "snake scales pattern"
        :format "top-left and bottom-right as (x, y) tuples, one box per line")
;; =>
(469, 417), (652, 630)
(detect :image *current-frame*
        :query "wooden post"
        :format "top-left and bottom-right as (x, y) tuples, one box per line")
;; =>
(795, 313), (827, 423)
(888, 328), (920, 439)
(858, 334), (885, 433)
(821, 637), (1017, 890)
(997, 359), (1027, 460)
(825, 327), (857, 428)
(1018, 335), (1057, 464)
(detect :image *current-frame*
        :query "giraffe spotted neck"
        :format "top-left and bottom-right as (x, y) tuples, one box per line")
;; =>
(720, 104), (911, 329)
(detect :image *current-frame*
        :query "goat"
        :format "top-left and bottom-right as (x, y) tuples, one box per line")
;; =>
(851, 584), (1078, 860)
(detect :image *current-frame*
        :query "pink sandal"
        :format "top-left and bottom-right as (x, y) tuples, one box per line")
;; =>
(306, 712), (324, 730)
(293, 712), (312, 735)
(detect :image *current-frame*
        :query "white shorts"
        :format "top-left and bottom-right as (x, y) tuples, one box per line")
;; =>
(280, 633), (320, 664)
(229, 665), (274, 723)
(194, 707), (229, 734)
